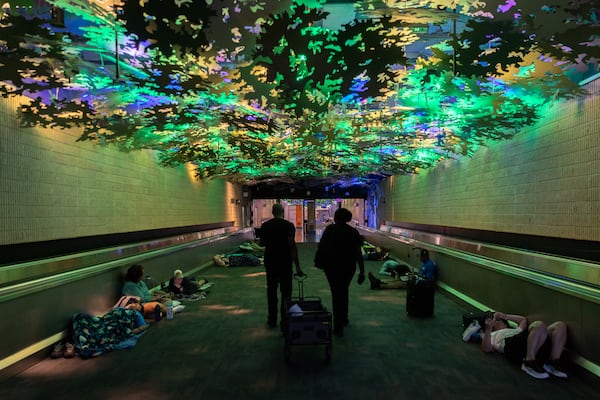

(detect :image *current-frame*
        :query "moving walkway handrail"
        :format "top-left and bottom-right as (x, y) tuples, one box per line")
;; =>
(362, 226), (600, 305)
(0, 228), (237, 303)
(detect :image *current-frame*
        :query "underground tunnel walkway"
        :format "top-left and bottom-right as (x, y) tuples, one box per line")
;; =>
(0, 243), (597, 400)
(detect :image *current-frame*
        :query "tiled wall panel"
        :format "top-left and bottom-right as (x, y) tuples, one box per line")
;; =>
(0, 97), (242, 245)
(379, 78), (600, 241)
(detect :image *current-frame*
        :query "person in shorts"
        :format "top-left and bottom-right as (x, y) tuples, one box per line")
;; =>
(481, 311), (568, 379)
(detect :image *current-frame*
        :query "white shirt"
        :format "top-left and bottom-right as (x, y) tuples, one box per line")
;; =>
(490, 327), (523, 353)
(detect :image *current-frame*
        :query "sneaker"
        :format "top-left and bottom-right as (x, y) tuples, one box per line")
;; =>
(543, 360), (568, 378)
(50, 342), (64, 359)
(462, 320), (481, 342)
(521, 360), (550, 379)
(63, 342), (75, 358)
(368, 272), (381, 289)
(199, 282), (213, 291)
(173, 304), (186, 313)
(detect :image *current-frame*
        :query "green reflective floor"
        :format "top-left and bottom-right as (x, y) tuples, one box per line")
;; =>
(1, 243), (598, 400)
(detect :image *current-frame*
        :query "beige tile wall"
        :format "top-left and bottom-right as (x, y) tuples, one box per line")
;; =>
(0, 96), (243, 245)
(378, 78), (600, 241)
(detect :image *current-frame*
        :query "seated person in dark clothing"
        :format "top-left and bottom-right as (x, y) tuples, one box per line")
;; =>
(167, 269), (211, 299)
(168, 269), (197, 295)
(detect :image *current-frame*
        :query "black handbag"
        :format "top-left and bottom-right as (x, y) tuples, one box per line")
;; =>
(462, 310), (493, 328)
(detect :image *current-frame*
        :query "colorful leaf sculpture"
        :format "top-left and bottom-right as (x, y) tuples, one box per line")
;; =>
(0, 0), (597, 187)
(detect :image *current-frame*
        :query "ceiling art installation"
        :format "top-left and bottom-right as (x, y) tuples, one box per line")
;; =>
(0, 0), (598, 190)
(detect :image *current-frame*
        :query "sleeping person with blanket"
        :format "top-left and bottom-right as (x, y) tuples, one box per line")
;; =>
(72, 307), (148, 358)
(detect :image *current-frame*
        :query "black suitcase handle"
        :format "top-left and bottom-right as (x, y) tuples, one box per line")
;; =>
(294, 273), (307, 299)
(294, 273), (307, 281)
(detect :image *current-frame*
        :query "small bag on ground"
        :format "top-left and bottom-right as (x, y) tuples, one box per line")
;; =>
(462, 310), (493, 328)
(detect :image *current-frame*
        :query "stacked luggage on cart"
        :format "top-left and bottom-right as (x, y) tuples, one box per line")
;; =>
(282, 274), (332, 363)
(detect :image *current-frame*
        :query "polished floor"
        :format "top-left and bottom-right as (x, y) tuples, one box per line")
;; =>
(1, 243), (598, 400)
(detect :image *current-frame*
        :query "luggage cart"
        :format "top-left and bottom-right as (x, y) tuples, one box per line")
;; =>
(282, 274), (332, 363)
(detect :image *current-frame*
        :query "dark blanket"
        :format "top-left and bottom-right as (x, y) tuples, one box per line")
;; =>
(72, 308), (146, 358)
(228, 253), (262, 266)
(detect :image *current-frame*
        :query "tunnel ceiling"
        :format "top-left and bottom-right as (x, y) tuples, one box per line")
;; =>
(1, 1), (598, 193)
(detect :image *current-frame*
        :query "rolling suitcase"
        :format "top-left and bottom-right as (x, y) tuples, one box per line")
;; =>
(406, 278), (435, 317)
(283, 274), (332, 363)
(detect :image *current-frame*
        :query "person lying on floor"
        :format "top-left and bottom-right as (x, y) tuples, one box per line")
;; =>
(367, 260), (413, 289)
(167, 269), (212, 301)
(361, 240), (390, 261)
(113, 295), (184, 320)
(126, 300), (168, 320)
(213, 252), (263, 267)
(238, 240), (265, 253)
(368, 272), (410, 289)
(479, 311), (568, 380)
(368, 249), (436, 289)
(378, 259), (412, 278)
(72, 307), (149, 358)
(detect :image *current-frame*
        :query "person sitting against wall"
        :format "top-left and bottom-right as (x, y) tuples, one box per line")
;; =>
(368, 249), (436, 289)
(121, 264), (166, 303)
(480, 311), (568, 379)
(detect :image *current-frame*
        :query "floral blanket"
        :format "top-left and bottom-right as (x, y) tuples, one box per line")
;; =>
(72, 308), (146, 358)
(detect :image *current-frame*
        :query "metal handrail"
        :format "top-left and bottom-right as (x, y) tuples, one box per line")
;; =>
(0, 228), (237, 287)
(362, 226), (600, 304)
(0, 228), (239, 303)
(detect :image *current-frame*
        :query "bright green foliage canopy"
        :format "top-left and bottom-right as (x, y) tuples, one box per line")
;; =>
(0, 0), (597, 185)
